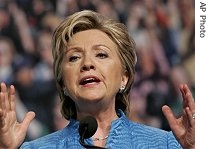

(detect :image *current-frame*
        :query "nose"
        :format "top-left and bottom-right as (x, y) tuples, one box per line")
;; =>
(80, 56), (95, 72)
(81, 64), (95, 71)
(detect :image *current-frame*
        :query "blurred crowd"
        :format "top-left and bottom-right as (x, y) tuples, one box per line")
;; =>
(0, 0), (194, 141)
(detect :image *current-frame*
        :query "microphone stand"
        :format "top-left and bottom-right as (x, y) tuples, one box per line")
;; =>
(79, 126), (107, 149)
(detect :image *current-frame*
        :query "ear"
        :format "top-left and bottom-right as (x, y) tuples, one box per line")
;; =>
(121, 71), (129, 87)
(63, 87), (69, 96)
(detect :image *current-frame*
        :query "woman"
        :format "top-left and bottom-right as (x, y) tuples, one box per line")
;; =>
(0, 10), (194, 149)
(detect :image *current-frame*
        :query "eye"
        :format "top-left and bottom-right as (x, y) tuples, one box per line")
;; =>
(96, 52), (108, 59)
(69, 55), (80, 62)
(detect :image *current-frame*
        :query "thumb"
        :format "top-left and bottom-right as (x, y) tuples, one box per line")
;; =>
(162, 105), (175, 122)
(16, 112), (35, 147)
(21, 111), (35, 130)
(162, 105), (178, 131)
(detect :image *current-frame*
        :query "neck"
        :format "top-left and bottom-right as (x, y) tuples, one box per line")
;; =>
(77, 109), (119, 148)
(92, 115), (117, 148)
(75, 96), (116, 117)
(76, 102), (118, 120)
(93, 111), (118, 145)
(77, 108), (118, 137)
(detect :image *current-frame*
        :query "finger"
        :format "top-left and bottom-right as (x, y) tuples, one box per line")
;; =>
(9, 85), (16, 111)
(21, 111), (35, 132)
(0, 92), (6, 127)
(0, 82), (7, 93)
(185, 93), (195, 115)
(179, 84), (187, 107)
(0, 92), (6, 115)
(181, 84), (195, 113)
(183, 84), (195, 110)
(181, 84), (194, 102)
(0, 83), (9, 110)
(185, 107), (195, 126)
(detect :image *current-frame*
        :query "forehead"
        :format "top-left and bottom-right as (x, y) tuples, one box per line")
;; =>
(68, 29), (118, 49)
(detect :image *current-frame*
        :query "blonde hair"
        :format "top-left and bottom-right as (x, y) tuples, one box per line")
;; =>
(52, 10), (137, 120)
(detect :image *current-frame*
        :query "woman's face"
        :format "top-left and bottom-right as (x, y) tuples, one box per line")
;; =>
(62, 29), (128, 107)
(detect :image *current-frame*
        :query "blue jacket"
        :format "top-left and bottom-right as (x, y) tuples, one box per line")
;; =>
(20, 110), (182, 149)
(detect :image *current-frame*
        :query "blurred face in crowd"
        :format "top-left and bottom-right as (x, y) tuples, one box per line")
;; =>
(0, 39), (13, 67)
(38, 31), (54, 66)
(62, 29), (128, 110)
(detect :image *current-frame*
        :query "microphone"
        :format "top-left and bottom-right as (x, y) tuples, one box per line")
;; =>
(79, 116), (107, 149)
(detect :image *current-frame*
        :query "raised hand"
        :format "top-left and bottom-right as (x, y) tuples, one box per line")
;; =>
(162, 84), (195, 149)
(0, 83), (35, 149)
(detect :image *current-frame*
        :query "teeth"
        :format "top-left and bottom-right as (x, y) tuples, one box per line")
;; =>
(81, 78), (96, 85)
(80, 77), (100, 85)
(84, 78), (95, 81)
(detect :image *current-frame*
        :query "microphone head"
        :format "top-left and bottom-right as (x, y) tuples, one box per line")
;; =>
(79, 116), (98, 139)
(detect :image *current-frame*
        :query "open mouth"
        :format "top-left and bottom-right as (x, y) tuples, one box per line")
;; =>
(79, 77), (100, 85)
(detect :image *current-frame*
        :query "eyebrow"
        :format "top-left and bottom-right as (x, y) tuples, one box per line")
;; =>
(94, 44), (112, 52)
(66, 44), (112, 53)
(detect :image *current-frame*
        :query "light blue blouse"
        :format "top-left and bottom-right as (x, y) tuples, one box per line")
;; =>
(20, 110), (182, 149)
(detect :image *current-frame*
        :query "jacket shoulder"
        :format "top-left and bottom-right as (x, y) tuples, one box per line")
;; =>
(20, 125), (71, 149)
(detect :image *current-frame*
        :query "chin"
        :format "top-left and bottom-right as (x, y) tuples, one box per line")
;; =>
(83, 95), (104, 101)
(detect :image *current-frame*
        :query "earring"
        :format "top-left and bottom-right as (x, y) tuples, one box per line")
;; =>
(119, 86), (125, 93)
(64, 89), (69, 96)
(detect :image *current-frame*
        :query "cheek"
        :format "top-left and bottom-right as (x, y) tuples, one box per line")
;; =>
(109, 60), (122, 76)
(62, 65), (78, 87)
(104, 64), (123, 86)
(62, 70), (78, 99)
